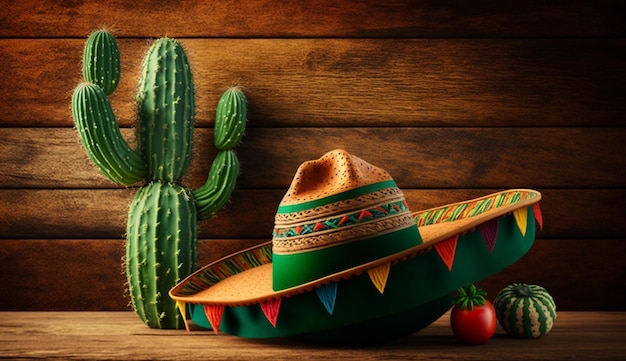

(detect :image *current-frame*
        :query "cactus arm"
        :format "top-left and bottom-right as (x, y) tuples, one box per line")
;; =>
(193, 87), (248, 220)
(214, 87), (247, 150)
(193, 150), (240, 220)
(71, 83), (147, 184)
(82, 29), (120, 95)
(137, 38), (195, 183)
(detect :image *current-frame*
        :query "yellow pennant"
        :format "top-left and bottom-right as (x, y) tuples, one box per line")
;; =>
(367, 263), (391, 294)
(175, 301), (190, 332)
(513, 207), (528, 236)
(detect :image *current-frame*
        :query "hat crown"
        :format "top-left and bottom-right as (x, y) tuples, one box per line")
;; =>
(272, 149), (421, 291)
(280, 149), (392, 206)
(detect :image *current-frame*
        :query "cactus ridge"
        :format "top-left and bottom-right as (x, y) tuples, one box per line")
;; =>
(82, 30), (120, 95)
(71, 83), (147, 184)
(137, 38), (195, 183)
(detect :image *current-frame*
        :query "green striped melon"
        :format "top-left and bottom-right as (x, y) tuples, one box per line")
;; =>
(493, 283), (556, 338)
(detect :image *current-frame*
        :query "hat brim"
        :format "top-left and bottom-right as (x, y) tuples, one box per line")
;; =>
(170, 189), (541, 340)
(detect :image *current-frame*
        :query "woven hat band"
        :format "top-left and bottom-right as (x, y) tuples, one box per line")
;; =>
(272, 221), (422, 291)
(273, 196), (411, 253)
(276, 180), (398, 216)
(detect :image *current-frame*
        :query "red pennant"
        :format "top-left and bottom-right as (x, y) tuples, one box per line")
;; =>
(478, 218), (499, 252)
(532, 203), (543, 230)
(203, 304), (224, 334)
(260, 298), (282, 327)
(434, 235), (458, 271)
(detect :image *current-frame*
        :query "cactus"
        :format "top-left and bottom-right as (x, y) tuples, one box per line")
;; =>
(71, 30), (247, 329)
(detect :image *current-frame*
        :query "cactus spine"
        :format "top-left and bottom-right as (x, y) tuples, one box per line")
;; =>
(71, 30), (247, 329)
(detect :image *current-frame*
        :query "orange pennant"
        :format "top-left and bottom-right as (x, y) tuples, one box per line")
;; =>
(260, 298), (282, 328)
(175, 301), (190, 333)
(367, 263), (391, 294)
(203, 304), (224, 335)
(513, 208), (528, 236)
(434, 235), (458, 271)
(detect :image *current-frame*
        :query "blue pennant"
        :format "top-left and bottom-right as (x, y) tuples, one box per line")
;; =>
(315, 282), (338, 315)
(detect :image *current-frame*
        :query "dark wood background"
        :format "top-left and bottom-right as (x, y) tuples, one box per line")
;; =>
(0, 1), (624, 311)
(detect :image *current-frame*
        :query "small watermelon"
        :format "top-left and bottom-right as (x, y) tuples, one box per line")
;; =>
(493, 283), (556, 338)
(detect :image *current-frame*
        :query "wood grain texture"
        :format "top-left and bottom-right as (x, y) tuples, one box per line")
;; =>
(1, 39), (624, 127)
(2, 0), (625, 38)
(0, 311), (624, 360)
(1, 1), (623, 315)
(2, 189), (624, 240)
(1, 239), (624, 312)
(1, 128), (625, 189)
(1, 312), (625, 360)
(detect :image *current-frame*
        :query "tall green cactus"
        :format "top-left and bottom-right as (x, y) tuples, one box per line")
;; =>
(71, 30), (247, 329)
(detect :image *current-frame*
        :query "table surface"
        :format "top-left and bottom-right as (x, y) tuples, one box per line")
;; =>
(1, 311), (625, 360)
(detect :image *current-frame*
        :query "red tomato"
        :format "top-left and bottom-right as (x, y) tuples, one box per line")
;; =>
(450, 300), (497, 345)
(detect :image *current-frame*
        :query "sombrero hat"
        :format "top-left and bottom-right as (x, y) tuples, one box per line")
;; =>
(170, 149), (543, 343)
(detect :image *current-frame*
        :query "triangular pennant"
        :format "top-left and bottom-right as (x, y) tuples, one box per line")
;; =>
(513, 207), (528, 236)
(478, 218), (499, 252)
(532, 202), (543, 230)
(260, 298), (282, 328)
(434, 235), (458, 271)
(315, 282), (338, 315)
(175, 301), (190, 333)
(203, 304), (224, 335)
(367, 263), (391, 294)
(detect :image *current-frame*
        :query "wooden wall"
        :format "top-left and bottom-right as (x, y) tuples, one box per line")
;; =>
(1, 1), (625, 311)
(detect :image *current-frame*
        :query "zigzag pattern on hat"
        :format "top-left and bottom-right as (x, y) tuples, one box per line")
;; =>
(273, 200), (409, 239)
(274, 187), (404, 224)
(273, 206), (415, 253)
(177, 245), (273, 296)
(414, 190), (539, 227)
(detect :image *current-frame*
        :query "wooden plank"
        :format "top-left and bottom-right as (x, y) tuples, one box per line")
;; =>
(2, 127), (625, 189)
(1, 189), (624, 240)
(1, 1), (624, 38)
(2, 312), (625, 361)
(1, 312), (625, 360)
(1, 188), (624, 239)
(1, 39), (624, 127)
(0, 239), (624, 312)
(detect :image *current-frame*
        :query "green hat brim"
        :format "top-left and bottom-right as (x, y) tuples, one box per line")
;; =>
(183, 206), (537, 341)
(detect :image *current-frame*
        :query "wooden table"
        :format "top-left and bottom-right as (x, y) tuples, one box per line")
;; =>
(1, 312), (625, 360)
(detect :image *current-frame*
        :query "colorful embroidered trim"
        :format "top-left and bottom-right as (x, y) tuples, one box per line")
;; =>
(273, 212), (416, 253)
(273, 200), (409, 239)
(414, 190), (539, 227)
(274, 187), (404, 224)
(176, 244), (272, 296)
